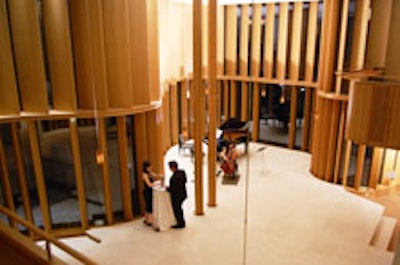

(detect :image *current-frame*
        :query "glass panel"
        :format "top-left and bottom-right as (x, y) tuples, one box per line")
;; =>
(105, 117), (123, 222)
(38, 120), (81, 229)
(259, 84), (289, 146)
(77, 119), (105, 226)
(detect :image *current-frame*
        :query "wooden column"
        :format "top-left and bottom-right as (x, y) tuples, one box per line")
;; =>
(0, 130), (16, 227)
(354, 145), (367, 190)
(170, 83), (179, 145)
(263, 3), (275, 79)
(180, 81), (189, 133)
(133, 114), (148, 214)
(302, 2), (318, 151)
(325, 101), (340, 182)
(0, 0), (19, 115)
(10, 123), (33, 231)
(162, 87), (172, 150)
(27, 121), (51, 231)
(43, 0), (77, 111)
(288, 2), (303, 149)
(69, 119), (89, 229)
(342, 140), (352, 187)
(98, 118), (113, 225)
(193, 0), (204, 215)
(369, 147), (384, 189)
(8, 0), (48, 112)
(226, 5), (237, 118)
(116, 117), (133, 221)
(239, 5), (249, 122)
(250, 4), (262, 141)
(207, 0), (217, 207)
(217, 5), (225, 125)
(333, 102), (347, 184)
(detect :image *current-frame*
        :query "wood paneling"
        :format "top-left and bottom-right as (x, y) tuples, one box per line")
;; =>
(8, 0), (48, 112)
(263, 3), (275, 79)
(342, 140), (352, 187)
(98, 118), (113, 225)
(385, 0), (400, 76)
(42, 0), (77, 111)
(239, 5), (249, 121)
(27, 121), (51, 231)
(225, 5), (237, 118)
(251, 84), (260, 141)
(146, 0), (161, 102)
(346, 81), (400, 149)
(116, 117), (133, 221)
(0, 0), (19, 115)
(69, 0), (108, 110)
(333, 103), (347, 184)
(69, 119), (88, 229)
(102, 0), (132, 108)
(133, 114), (148, 214)
(325, 101), (340, 182)
(146, 111), (163, 174)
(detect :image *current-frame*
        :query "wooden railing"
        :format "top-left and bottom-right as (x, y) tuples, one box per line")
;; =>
(0, 205), (97, 265)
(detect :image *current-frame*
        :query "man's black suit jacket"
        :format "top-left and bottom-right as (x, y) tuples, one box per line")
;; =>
(169, 169), (187, 202)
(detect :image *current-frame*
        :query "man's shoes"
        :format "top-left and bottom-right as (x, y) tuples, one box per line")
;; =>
(171, 224), (185, 229)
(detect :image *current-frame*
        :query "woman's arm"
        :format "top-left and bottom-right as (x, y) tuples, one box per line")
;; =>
(143, 173), (153, 188)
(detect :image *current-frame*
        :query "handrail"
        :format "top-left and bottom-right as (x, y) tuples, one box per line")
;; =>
(0, 205), (97, 265)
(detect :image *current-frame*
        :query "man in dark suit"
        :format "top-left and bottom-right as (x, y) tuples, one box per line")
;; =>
(167, 160), (187, 229)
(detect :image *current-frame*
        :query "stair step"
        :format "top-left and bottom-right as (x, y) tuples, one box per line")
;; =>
(370, 216), (397, 250)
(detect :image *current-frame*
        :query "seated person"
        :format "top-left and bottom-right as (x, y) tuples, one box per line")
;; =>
(220, 143), (238, 177)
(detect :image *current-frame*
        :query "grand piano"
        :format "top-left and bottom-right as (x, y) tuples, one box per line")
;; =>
(218, 118), (250, 153)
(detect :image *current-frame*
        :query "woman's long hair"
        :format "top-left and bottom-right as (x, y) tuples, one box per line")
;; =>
(143, 160), (151, 174)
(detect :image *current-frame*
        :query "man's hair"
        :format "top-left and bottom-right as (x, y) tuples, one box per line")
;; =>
(168, 160), (178, 169)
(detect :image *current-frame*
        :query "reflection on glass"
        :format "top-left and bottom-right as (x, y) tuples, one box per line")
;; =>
(77, 119), (106, 226)
(39, 120), (81, 229)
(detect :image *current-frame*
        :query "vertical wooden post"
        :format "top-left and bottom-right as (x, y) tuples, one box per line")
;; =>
(133, 114), (148, 214)
(288, 2), (303, 149)
(369, 147), (384, 189)
(250, 4), (262, 141)
(0, 129), (16, 228)
(333, 103), (347, 184)
(223, 80), (229, 121)
(354, 144), (367, 190)
(193, 0), (204, 215)
(98, 118), (113, 225)
(226, 5), (237, 118)
(325, 101), (340, 182)
(263, 3), (275, 79)
(27, 121), (51, 231)
(116, 116), (133, 221)
(10, 123), (33, 233)
(239, 5), (249, 122)
(69, 118), (89, 229)
(302, 2), (318, 151)
(170, 82), (179, 145)
(207, 0), (217, 207)
(342, 140), (353, 187)
(180, 81), (189, 133)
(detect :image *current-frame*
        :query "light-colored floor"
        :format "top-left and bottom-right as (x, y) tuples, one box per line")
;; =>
(48, 143), (395, 265)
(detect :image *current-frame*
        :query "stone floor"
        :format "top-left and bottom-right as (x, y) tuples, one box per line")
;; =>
(46, 143), (395, 265)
